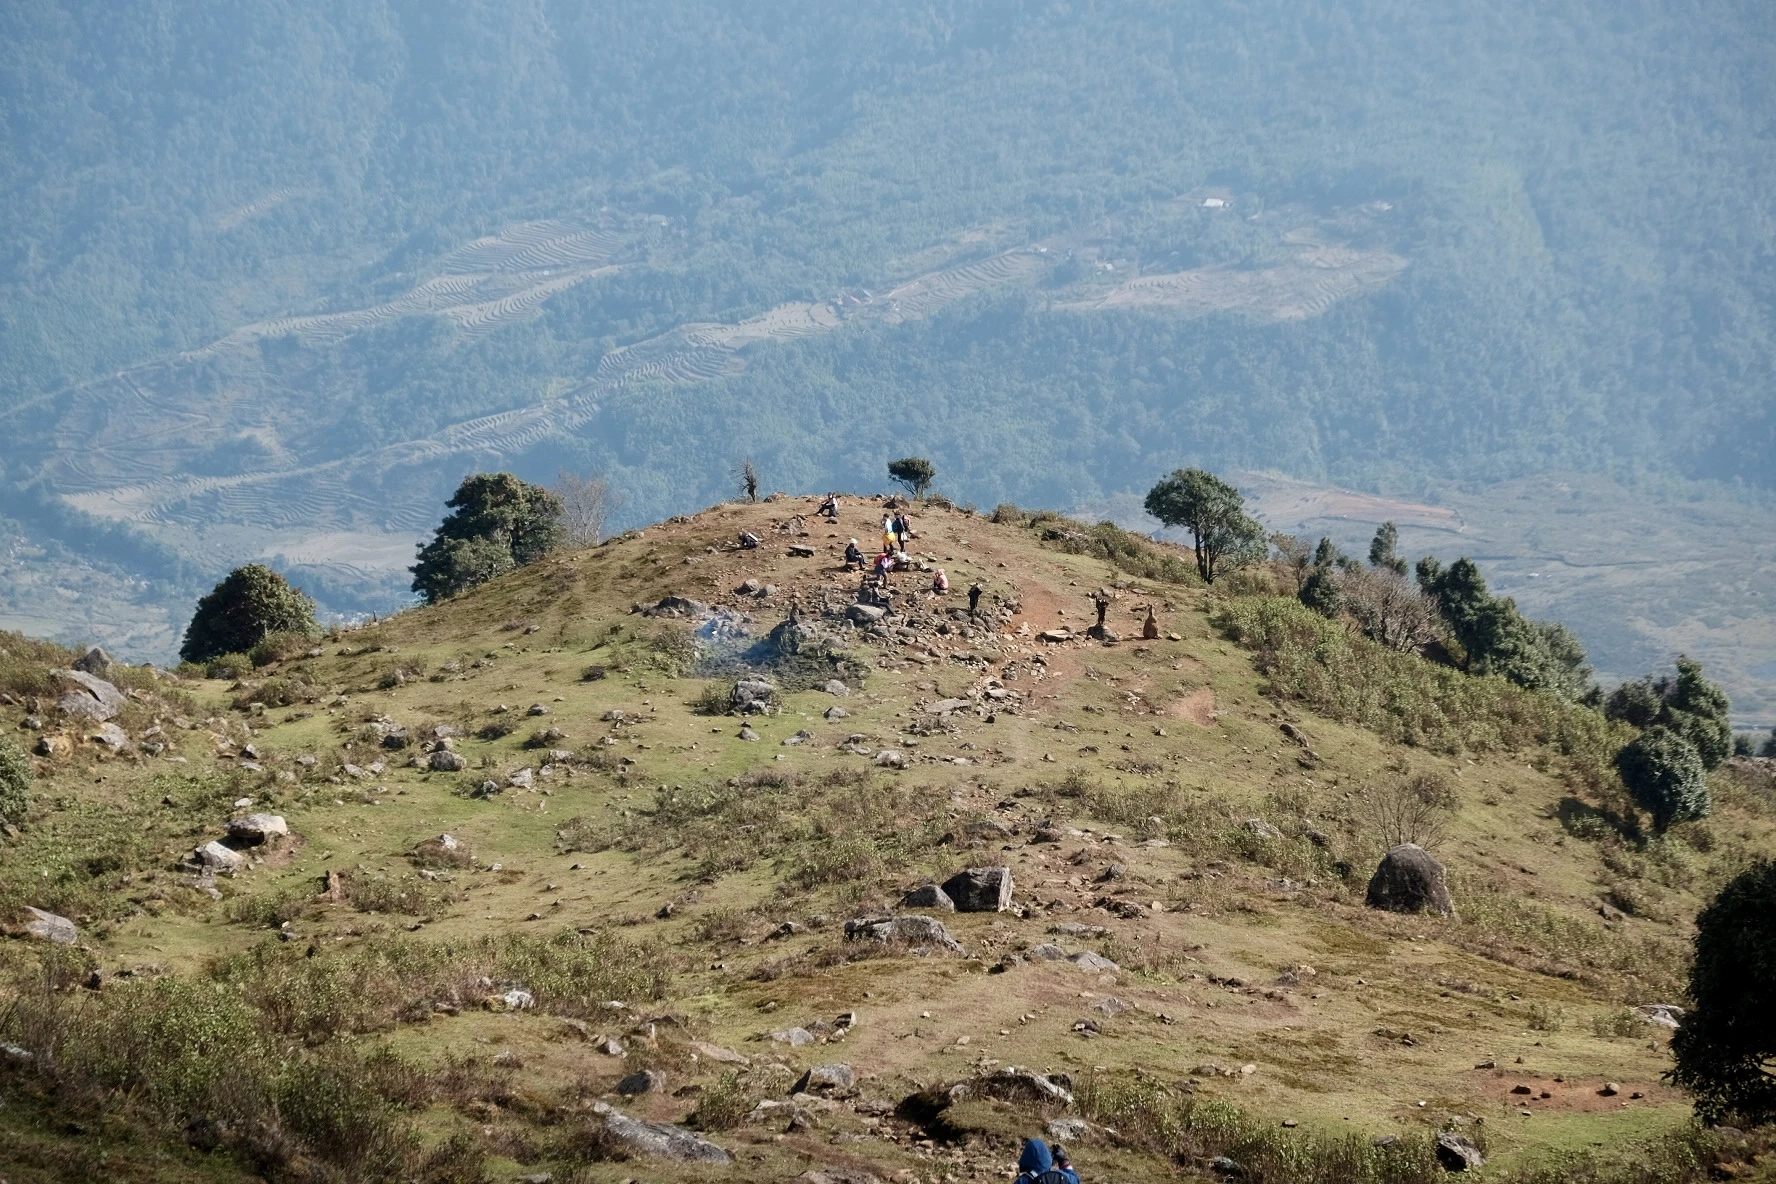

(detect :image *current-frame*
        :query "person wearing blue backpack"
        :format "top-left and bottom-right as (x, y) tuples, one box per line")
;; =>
(1016, 1137), (1080, 1184)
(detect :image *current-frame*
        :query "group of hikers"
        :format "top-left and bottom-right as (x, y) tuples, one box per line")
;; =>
(836, 505), (987, 614)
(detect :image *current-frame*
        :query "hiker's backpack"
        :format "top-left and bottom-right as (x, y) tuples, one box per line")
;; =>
(1019, 1173), (1072, 1184)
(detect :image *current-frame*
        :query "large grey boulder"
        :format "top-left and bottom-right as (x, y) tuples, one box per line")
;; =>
(793, 1063), (856, 1094)
(427, 749), (468, 772)
(844, 914), (963, 953)
(228, 814), (288, 845)
(194, 840), (246, 872)
(846, 603), (887, 625)
(941, 866), (1013, 912)
(902, 884), (955, 911)
(53, 670), (127, 722)
(1435, 1132), (1485, 1171)
(1366, 844), (1455, 917)
(72, 648), (113, 675)
(22, 906), (78, 944)
(590, 1102), (731, 1163)
(731, 678), (776, 715)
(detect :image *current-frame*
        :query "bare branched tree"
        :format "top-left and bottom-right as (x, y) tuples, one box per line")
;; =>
(1362, 772), (1458, 851)
(1340, 566), (1443, 653)
(1271, 532), (1314, 594)
(734, 458), (760, 503)
(552, 471), (622, 548)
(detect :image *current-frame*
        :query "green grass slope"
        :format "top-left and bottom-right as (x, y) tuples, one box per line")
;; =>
(1, 496), (1773, 1182)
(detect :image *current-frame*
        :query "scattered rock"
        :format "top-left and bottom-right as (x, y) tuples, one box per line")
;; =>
(843, 914), (964, 953)
(21, 906), (77, 944)
(737, 724), (761, 742)
(194, 840), (246, 872)
(1038, 628), (1072, 643)
(508, 767), (535, 789)
(427, 749), (468, 772)
(799, 1170), (883, 1184)
(1047, 1117), (1091, 1143)
(846, 603), (887, 625)
(526, 703), (549, 716)
(53, 670), (128, 721)
(1435, 1132), (1485, 1171)
(72, 647), (113, 675)
(643, 596), (712, 620)
(1241, 817), (1282, 840)
(228, 814), (288, 845)
(940, 866), (1013, 912)
(1210, 1155), (1242, 1177)
(87, 722), (131, 752)
(1366, 843), (1455, 917)
(902, 884), (956, 911)
(618, 1069), (666, 1096)
(33, 735), (69, 758)
(874, 749), (907, 768)
(590, 1101), (731, 1164)
(781, 730), (815, 746)
(824, 706), (849, 720)
(793, 1064), (856, 1094)
(380, 727), (410, 750)
(1634, 1003), (1685, 1029)
(1599, 1082), (1620, 1097)
(1025, 943), (1068, 961)
(691, 1041), (750, 1066)
(770, 1027), (817, 1047)
(823, 680), (850, 696)
(1069, 951), (1119, 972)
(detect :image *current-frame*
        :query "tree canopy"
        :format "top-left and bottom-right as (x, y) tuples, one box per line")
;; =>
(1143, 469), (1266, 584)
(1604, 656), (1734, 770)
(1672, 861), (1776, 1124)
(411, 474), (563, 604)
(887, 457), (937, 500)
(179, 565), (317, 664)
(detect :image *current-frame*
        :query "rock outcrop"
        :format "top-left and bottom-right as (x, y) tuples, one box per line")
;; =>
(1365, 843), (1455, 916)
(941, 866), (1013, 912)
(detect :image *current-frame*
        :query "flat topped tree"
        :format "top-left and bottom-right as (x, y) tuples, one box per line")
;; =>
(1142, 467), (1266, 583)
(887, 457), (937, 500)
(411, 472), (563, 604)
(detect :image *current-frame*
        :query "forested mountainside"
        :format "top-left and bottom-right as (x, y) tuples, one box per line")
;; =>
(0, 1), (1770, 700)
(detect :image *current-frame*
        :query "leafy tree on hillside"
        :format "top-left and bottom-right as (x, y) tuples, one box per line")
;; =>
(1144, 468), (1266, 584)
(887, 457), (937, 500)
(1416, 556), (1591, 698)
(1604, 656), (1734, 769)
(1671, 861), (1776, 1123)
(410, 473), (563, 605)
(180, 564), (317, 664)
(1368, 522), (1408, 576)
(1616, 725), (1711, 832)
(0, 737), (31, 828)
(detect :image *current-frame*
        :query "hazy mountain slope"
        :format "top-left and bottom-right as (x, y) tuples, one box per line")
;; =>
(0, 0), (1770, 678)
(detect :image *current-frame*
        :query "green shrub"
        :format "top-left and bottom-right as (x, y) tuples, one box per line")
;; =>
(1215, 595), (1626, 769)
(180, 564), (317, 664)
(689, 1071), (752, 1131)
(1616, 726), (1710, 832)
(0, 737), (31, 826)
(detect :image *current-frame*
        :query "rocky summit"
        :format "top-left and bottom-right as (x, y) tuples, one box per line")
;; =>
(0, 494), (1771, 1183)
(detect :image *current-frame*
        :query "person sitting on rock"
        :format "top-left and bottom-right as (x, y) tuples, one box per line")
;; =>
(931, 567), (950, 593)
(820, 493), (841, 520)
(844, 539), (866, 569)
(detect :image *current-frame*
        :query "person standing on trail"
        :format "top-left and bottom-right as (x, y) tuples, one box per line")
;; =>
(1091, 588), (1113, 631)
(895, 511), (914, 548)
(968, 582), (984, 615)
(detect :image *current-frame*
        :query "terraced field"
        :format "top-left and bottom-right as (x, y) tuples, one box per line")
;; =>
(4, 204), (1419, 657)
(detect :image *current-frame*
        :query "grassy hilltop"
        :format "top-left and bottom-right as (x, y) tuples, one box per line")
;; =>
(1, 495), (1773, 1182)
